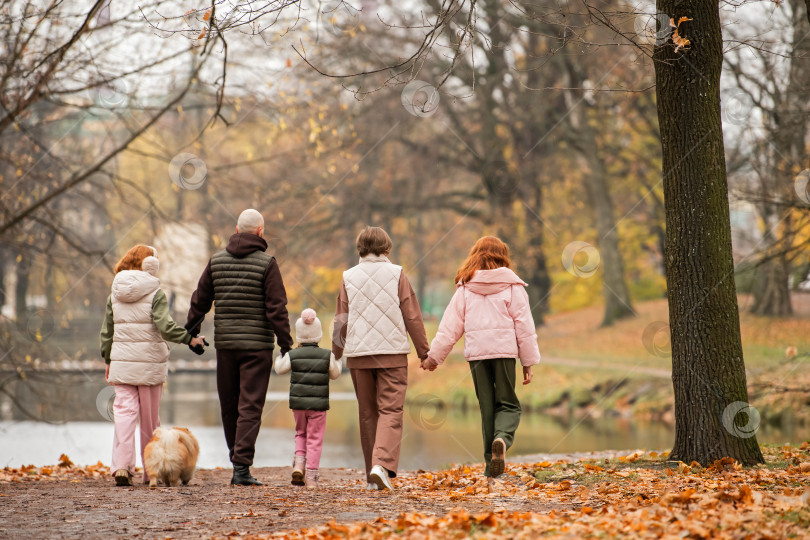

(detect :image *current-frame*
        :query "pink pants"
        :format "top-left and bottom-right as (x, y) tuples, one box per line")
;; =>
(111, 384), (162, 482)
(293, 409), (327, 470)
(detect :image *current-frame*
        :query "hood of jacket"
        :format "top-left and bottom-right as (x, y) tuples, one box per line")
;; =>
(111, 270), (160, 303)
(462, 267), (527, 296)
(226, 232), (268, 258)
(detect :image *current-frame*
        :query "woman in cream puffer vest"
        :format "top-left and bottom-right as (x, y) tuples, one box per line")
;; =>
(331, 227), (430, 491)
(99, 245), (205, 487)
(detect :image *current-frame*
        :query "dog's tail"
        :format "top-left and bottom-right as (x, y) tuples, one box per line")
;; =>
(174, 427), (199, 461)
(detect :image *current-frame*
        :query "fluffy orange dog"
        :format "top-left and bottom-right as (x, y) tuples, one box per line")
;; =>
(143, 427), (199, 487)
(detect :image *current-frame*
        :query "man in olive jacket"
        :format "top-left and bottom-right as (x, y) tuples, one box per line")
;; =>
(186, 209), (293, 486)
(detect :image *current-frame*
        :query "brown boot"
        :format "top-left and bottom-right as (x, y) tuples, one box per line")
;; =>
(291, 456), (306, 486)
(305, 469), (319, 488)
(490, 438), (506, 477)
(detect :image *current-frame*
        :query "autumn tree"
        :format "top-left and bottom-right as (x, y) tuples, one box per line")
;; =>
(651, 1), (763, 464)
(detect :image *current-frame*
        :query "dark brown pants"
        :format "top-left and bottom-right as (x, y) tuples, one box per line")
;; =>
(216, 348), (273, 466)
(350, 366), (408, 479)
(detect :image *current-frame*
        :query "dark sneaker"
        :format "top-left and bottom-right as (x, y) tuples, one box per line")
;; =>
(490, 438), (506, 477)
(114, 469), (133, 487)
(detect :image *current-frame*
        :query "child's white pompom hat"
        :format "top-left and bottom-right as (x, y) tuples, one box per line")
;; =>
(295, 308), (322, 343)
(141, 256), (160, 276)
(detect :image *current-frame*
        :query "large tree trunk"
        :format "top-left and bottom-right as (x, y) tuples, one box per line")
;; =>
(654, 0), (763, 465)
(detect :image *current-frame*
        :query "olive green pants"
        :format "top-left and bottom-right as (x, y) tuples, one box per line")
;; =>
(469, 358), (522, 476)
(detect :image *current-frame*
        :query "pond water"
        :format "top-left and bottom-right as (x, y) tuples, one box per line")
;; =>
(1, 372), (807, 469)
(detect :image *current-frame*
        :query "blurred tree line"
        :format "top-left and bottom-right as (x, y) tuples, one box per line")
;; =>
(0, 0), (671, 332)
(1, 0), (807, 351)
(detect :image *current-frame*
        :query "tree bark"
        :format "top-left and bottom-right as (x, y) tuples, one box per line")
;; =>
(654, 0), (763, 465)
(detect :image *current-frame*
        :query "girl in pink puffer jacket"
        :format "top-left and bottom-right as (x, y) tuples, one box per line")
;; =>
(423, 236), (541, 478)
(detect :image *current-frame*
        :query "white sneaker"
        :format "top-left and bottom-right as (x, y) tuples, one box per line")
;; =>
(366, 482), (378, 490)
(369, 464), (393, 491)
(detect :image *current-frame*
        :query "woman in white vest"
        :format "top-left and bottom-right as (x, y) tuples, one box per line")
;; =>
(99, 245), (206, 487)
(332, 227), (430, 490)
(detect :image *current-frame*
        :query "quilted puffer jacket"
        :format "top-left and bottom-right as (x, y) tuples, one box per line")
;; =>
(342, 255), (411, 357)
(107, 270), (170, 385)
(427, 267), (541, 367)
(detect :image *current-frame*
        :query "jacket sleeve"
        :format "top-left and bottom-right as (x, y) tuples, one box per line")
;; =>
(274, 351), (292, 375)
(427, 286), (466, 366)
(399, 271), (430, 360)
(263, 258), (293, 355)
(328, 353), (342, 380)
(508, 285), (541, 367)
(99, 296), (114, 364)
(152, 289), (192, 345)
(331, 280), (349, 359)
(185, 260), (214, 337)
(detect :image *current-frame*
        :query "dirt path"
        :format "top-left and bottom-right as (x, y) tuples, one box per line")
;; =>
(0, 466), (564, 539)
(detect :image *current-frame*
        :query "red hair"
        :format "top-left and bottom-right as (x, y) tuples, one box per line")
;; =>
(114, 245), (154, 273)
(454, 236), (512, 284)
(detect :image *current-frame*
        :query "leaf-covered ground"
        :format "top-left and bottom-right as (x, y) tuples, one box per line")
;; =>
(1, 446), (809, 539)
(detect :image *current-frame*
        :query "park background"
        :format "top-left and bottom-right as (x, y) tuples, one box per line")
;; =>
(1, 0), (809, 472)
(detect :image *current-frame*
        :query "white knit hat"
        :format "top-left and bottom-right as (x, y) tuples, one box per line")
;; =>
(141, 256), (160, 276)
(295, 308), (322, 343)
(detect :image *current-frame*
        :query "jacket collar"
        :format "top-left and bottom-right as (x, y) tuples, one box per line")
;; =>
(359, 254), (391, 264)
(226, 233), (268, 258)
(300, 343), (319, 348)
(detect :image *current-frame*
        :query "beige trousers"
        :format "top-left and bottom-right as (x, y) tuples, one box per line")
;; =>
(350, 366), (408, 479)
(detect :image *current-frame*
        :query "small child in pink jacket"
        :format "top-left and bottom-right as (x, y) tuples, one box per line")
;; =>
(423, 236), (541, 478)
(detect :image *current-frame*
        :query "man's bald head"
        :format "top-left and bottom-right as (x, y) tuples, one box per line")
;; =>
(236, 209), (265, 236)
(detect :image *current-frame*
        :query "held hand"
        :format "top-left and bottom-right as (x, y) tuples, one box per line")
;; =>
(522, 366), (533, 385)
(421, 358), (438, 372)
(188, 336), (208, 356)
